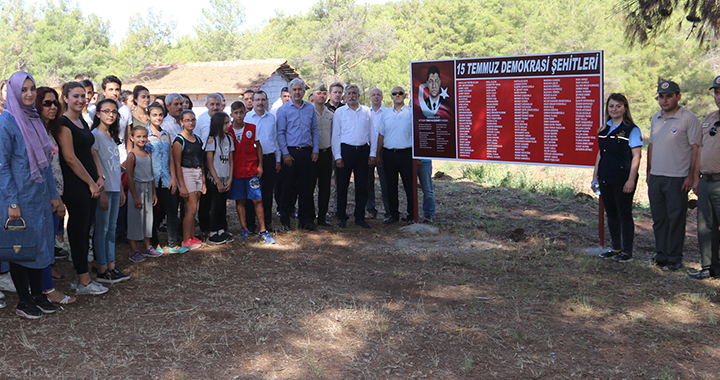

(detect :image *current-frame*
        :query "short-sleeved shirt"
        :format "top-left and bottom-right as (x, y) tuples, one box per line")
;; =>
(205, 133), (235, 180)
(379, 105), (413, 149)
(649, 106), (702, 177)
(174, 134), (204, 169)
(700, 110), (720, 174)
(161, 115), (183, 142)
(91, 129), (122, 192)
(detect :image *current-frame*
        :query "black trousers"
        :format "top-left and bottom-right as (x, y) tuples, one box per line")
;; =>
(599, 182), (635, 254)
(207, 179), (229, 232)
(281, 147), (314, 225)
(246, 153), (277, 231)
(151, 185), (181, 247)
(336, 143), (370, 221)
(9, 262), (42, 303)
(63, 195), (96, 275)
(311, 148), (333, 222)
(382, 148), (414, 220)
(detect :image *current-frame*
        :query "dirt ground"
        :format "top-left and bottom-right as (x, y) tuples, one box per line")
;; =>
(1, 164), (719, 380)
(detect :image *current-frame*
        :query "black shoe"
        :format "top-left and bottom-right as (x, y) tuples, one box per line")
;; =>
(355, 220), (372, 229)
(208, 234), (227, 245)
(599, 250), (620, 259)
(33, 295), (58, 314)
(247, 226), (258, 234)
(299, 223), (317, 231)
(16, 302), (44, 319)
(96, 269), (124, 284)
(281, 224), (293, 232)
(407, 219), (415, 225)
(646, 255), (668, 267)
(110, 267), (130, 281)
(612, 253), (633, 262)
(338, 220), (347, 228)
(54, 246), (68, 260)
(688, 269), (713, 280)
(383, 217), (398, 224)
(317, 220), (331, 227)
(663, 262), (683, 271)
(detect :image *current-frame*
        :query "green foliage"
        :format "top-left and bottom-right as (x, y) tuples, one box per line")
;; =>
(0, 0), (36, 78)
(193, 0), (246, 61)
(112, 9), (177, 79)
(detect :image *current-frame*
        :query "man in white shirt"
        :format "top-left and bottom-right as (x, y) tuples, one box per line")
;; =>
(161, 93), (184, 142)
(270, 87), (290, 116)
(196, 93), (224, 148)
(332, 84), (376, 228)
(244, 90), (281, 232)
(377, 86), (414, 224)
(366, 87), (390, 220)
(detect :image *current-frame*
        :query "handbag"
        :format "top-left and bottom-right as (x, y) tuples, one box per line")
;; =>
(0, 218), (38, 262)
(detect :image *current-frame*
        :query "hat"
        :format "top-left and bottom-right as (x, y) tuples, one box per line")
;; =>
(710, 76), (720, 90)
(657, 80), (680, 94)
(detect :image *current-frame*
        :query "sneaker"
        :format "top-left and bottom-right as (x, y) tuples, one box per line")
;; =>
(142, 247), (164, 258)
(54, 246), (68, 260)
(0, 274), (16, 292)
(129, 250), (146, 263)
(75, 281), (108, 295)
(182, 239), (202, 250)
(96, 270), (124, 284)
(168, 245), (189, 254)
(55, 238), (71, 254)
(208, 234), (227, 245)
(219, 232), (233, 243)
(16, 302), (44, 319)
(33, 295), (59, 314)
(155, 246), (165, 255)
(70, 279), (79, 290)
(191, 237), (203, 246)
(599, 250), (620, 259)
(612, 253), (633, 262)
(110, 267), (130, 281)
(237, 229), (250, 240)
(258, 231), (276, 244)
(0, 289), (4, 299)
(0, 300), (5, 309)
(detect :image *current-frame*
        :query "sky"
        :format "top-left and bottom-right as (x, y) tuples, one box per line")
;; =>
(27, 0), (389, 45)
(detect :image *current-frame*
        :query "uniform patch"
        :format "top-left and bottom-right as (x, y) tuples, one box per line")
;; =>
(245, 130), (253, 139)
(661, 82), (670, 89)
(670, 127), (678, 134)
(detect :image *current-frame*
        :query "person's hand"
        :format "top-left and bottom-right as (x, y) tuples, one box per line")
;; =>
(201, 183), (207, 194)
(622, 180), (636, 194)
(169, 180), (177, 195)
(682, 176), (694, 193)
(96, 177), (105, 192)
(368, 156), (376, 166)
(120, 191), (126, 207)
(283, 154), (293, 167)
(335, 159), (344, 169)
(376, 157), (383, 168)
(89, 183), (100, 198)
(99, 191), (109, 211)
(275, 162), (281, 173)
(691, 178), (700, 196)
(257, 166), (263, 179)
(55, 199), (66, 218)
(179, 186), (189, 199)
(50, 199), (59, 214)
(153, 194), (158, 206)
(134, 197), (142, 209)
(311, 153), (319, 162)
(7, 206), (21, 221)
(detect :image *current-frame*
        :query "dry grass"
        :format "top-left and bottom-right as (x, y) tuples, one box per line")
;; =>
(0, 160), (719, 379)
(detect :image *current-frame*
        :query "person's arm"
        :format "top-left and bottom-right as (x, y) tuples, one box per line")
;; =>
(646, 143), (653, 184)
(201, 159), (207, 195)
(168, 138), (177, 195)
(256, 140), (264, 178)
(367, 110), (376, 166)
(376, 134), (385, 168)
(173, 140), (188, 198)
(205, 137), (222, 190)
(226, 144), (234, 192)
(332, 111), (343, 168)
(311, 107), (319, 162)
(683, 144), (700, 193)
(0, 123), (21, 220)
(91, 146), (104, 192)
(276, 107), (292, 166)
(624, 147), (642, 193)
(126, 153), (142, 209)
(57, 126), (100, 198)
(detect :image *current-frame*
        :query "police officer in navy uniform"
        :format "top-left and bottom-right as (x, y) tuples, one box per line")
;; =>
(593, 93), (643, 262)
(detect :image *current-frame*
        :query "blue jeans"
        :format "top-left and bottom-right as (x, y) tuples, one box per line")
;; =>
(418, 160), (435, 218)
(94, 191), (121, 266)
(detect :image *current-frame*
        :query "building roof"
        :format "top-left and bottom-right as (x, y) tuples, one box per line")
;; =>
(123, 59), (301, 95)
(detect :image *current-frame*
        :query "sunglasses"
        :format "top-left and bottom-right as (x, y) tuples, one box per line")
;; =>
(41, 100), (59, 107)
(711, 121), (720, 136)
(391, 91), (405, 96)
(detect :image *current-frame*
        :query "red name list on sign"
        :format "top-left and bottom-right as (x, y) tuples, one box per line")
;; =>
(412, 51), (602, 167)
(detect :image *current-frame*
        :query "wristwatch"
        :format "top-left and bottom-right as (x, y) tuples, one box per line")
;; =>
(9, 204), (18, 209)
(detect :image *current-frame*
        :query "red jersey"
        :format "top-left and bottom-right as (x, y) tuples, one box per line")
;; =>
(231, 123), (259, 178)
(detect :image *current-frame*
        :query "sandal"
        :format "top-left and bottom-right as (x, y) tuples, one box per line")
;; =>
(44, 288), (76, 305)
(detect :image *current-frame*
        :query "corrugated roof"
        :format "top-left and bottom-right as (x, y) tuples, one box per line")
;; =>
(124, 59), (301, 95)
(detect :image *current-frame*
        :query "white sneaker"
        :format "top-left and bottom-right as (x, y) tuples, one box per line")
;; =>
(0, 274), (16, 292)
(0, 289), (5, 299)
(75, 280), (108, 295)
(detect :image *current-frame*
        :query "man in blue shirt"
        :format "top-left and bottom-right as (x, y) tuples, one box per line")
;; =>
(276, 78), (320, 231)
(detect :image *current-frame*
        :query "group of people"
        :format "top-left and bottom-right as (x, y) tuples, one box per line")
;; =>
(0, 71), (436, 318)
(593, 76), (720, 280)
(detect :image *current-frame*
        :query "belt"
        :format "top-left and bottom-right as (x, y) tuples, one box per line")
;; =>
(384, 147), (411, 153)
(263, 153), (275, 158)
(288, 146), (311, 150)
(702, 173), (720, 181)
(319, 147), (331, 153)
(341, 143), (369, 149)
